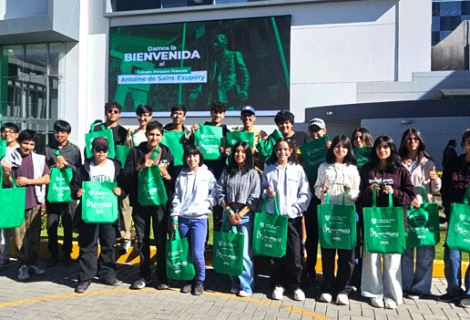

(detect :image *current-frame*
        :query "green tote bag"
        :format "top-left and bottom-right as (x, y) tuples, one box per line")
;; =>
(166, 229), (196, 281)
(0, 140), (6, 160)
(137, 149), (168, 206)
(194, 124), (223, 160)
(161, 131), (185, 166)
(226, 131), (254, 148)
(256, 129), (283, 166)
(47, 167), (73, 203)
(213, 214), (244, 277)
(406, 185), (440, 248)
(363, 186), (406, 254)
(82, 181), (118, 223)
(252, 196), (288, 258)
(447, 186), (470, 252)
(85, 120), (116, 159)
(299, 135), (329, 182)
(354, 147), (372, 170)
(317, 190), (357, 250)
(0, 169), (25, 229)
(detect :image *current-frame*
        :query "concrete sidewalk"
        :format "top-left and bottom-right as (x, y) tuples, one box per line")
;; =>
(0, 257), (469, 320)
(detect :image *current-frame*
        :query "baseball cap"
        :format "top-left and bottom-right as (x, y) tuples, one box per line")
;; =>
(309, 118), (325, 130)
(241, 106), (256, 116)
(92, 137), (109, 150)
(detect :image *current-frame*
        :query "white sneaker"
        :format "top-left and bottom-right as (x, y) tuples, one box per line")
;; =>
(384, 298), (397, 309)
(238, 290), (251, 297)
(272, 286), (285, 300)
(18, 265), (30, 281)
(336, 294), (349, 305)
(293, 289), (305, 301)
(460, 298), (470, 308)
(370, 297), (384, 308)
(320, 293), (332, 303)
(29, 265), (45, 276)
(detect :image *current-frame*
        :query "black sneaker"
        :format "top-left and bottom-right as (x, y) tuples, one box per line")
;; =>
(438, 293), (459, 302)
(102, 277), (122, 286)
(75, 280), (91, 293)
(193, 280), (204, 296)
(156, 282), (169, 290)
(181, 282), (192, 294)
(131, 278), (148, 290)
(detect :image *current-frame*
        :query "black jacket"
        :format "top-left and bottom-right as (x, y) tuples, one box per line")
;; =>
(120, 142), (175, 208)
(441, 154), (470, 218)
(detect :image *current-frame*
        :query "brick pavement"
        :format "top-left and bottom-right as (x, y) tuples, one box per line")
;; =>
(0, 260), (470, 320)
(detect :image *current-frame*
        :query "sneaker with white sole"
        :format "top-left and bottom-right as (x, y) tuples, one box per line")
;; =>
(29, 265), (45, 276)
(238, 290), (251, 297)
(320, 293), (332, 303)
(230, 287), (239, 294)
(460, 298), (470, 308)
(370, 297), (384, 308)
(18, 265), (30, 281)
(384, 298), (397, 309)
(336, 294), (349, 305)
(293, 289), (305, 301)
(272, 286), (285, 300)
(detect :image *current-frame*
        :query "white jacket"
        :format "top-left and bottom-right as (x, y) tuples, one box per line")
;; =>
(314, 162), (360, 205)
(405, 157), (441, 204)
(171, 164), (217, 220)
(262, 162), (311, 218)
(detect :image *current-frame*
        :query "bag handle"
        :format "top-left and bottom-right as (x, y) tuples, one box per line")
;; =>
(171, 228), (181, 241)
(463, 185), (470, 205)
(325, 183), (347, 205)
(221, 211), (238, 234)
(372, 183), (393, 208)
(149, 145), (161, 162)
(89, 120), (105, 133)
(414, 184), (427, 204)
(262, 194), (280, 215)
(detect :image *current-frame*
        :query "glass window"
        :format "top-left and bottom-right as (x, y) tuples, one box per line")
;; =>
(432, 16), (441, 31)
(440, 1), (461, 16)
(111, 0), (162, 11)
(440, 16), (461, 31)
(432, 2), (440, 16)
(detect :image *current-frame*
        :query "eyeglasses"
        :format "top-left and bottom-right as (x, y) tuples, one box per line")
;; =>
(94, 146), (109, 153)
(137, 113), (152, 118)
(1, 129), (16, 135)
(354, 136), (363, 141)
(107, 109), (120, 115)
(407, 137), (419, 142)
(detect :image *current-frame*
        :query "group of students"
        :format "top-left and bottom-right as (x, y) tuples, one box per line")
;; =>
(1, 101), (470, 310)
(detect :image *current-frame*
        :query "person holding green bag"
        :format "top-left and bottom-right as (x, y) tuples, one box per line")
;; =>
(314, 135), (360, 306)
(360, 136), (416, 309)
(262, 138), (311, 301)
(398, 128), (441, 300)
(121, 120), (174, 291)
(70, 137), (125, 293)
(171, 145), (217, 296)
(44, 120), (82, 267)
(217, 141), (260, 297)
(126, 104), (153, 147)
(440, 129), (470, 306)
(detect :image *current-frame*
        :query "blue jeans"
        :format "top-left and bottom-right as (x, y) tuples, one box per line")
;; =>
(444, 244), (470, 297)
(179, 217), (207, 282)
(224, 210), (254, 294)
(401, 246), (435, 295)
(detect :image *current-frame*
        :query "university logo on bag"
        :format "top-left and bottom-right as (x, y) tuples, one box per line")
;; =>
(324, 215), (330, 221)
(371, 218), (377, 224)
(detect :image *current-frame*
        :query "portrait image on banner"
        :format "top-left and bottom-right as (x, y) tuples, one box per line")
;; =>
(109, 16), (291, 112)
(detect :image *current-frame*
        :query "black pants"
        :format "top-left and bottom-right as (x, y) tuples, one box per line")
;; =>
(269, 217), (303, 291)
(46, 201), (76, 257)
(132, 206), (168, 283)
(304, 197), (320, 278)
(320, 247), (355, 295)
(78, 221), (116, 282)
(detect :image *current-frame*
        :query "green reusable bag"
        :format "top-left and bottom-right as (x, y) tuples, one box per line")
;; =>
(194, 124), (223, 160)
(406, 185), (440, 248)
(354, 147), (372, 170)
(47, 167), (73, 203)
(299, 135), (329, 182)
(85, 120), (116, 159)
(226, 131), (254, 148)
(0, 140), (6, 160)
(161, 131), (185, 166)
(138, 148), (168, 206)
(317, 190), (357, 250)
(115, 145), (132, 167)
(166, 229), (196, 281)
(213, 213), (245, 276)
(256, 129), (283, 165)
(252, 195), (288, 258)
(446, 186), (470, 252)
(363, 186), (406, 254)
(81, 181), (118, 223)
(0, 170), (25, 228)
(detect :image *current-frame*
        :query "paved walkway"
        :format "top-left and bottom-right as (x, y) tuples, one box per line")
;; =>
(0, 260), (469, 320)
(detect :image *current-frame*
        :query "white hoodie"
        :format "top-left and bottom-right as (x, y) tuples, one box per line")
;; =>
(314, 162), (360, 205)
(171, 164), (217, 220)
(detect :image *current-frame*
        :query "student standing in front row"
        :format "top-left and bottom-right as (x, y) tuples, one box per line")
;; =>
(315, 135), (360, 305)
(360, 136), (415, 309)
(262, 138), (311, 301)
(1, 130), (50, 281)
(122, 120), (174, 290)
(171, 145), (217, 296)
(44, 120), (82, 267)
(70, 137), (125, 293)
